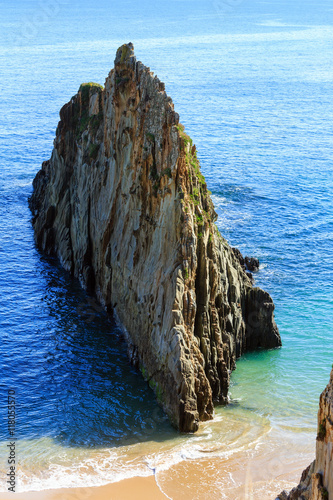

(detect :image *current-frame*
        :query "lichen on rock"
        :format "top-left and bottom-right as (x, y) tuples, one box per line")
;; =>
(29, 43), (282, 432)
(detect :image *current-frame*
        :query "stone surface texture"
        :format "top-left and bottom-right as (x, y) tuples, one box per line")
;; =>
(277, 369), (333, 499)
(29, 43), (281, 432)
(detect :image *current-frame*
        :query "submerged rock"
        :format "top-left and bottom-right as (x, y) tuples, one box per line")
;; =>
(276, 368), (333, 500)
(29, 43), (281, 432)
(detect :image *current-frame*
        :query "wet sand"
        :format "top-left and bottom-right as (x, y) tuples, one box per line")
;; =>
(0, 476), (168, 500)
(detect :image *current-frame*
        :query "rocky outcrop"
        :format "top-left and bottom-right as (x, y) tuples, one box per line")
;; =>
(245, 256), (259, 272)
(232, 248), (259, 273)
(231, 248), (259, 283)
(29, 43), (281, 432)
(277, 369), (333, 500)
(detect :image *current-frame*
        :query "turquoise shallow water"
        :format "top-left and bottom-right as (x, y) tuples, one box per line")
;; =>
(0, 0), (332, 497)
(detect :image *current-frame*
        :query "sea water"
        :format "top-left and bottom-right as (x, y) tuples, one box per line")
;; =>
(0, 0), (332, 498)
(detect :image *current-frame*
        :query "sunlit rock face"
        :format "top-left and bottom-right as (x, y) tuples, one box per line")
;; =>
(30, 43), (281, 432)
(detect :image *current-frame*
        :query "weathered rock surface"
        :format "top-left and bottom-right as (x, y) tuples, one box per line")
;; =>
(276, 368), (333, 499)
(29, 43), (281, 432)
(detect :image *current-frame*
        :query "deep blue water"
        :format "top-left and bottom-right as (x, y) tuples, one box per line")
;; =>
(0, 0), (333, 495)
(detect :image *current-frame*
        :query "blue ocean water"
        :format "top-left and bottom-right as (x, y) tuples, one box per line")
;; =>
(0, 0), (332, 497)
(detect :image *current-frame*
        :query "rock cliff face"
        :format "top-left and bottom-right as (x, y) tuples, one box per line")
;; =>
(29, 43), (281, 432)
(277, 369), (333, 500)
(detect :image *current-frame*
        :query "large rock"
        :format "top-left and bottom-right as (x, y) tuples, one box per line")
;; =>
(29, 43), (281, 432)
(277, 368), (333, 499)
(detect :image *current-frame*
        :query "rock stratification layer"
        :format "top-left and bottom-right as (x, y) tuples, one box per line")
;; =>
(277, 369), (333, 500)
(29, 43), (281, 432)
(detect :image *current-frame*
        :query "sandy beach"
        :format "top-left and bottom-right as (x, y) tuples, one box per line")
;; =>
(0, 476), (168, 500)
(0, 420), (314, 500)
(0, 447), (310, 500)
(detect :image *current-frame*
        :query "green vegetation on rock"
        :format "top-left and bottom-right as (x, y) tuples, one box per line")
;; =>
(317, 419), (326, 440)
(321, 487), (329, 500)
(146, 132), (155, 142)
(120, 44), (131, 63)
(162, 167), (172, 178)
(89, 143), (100, 160)
(79, 82), (104, 92)
(79, 82), (103, 105)
(73, 83), (104, 141)
(175, 123), (220, 244)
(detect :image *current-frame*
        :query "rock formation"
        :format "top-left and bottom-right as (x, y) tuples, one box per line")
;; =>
(29, 43), (281, 432)
(232, 248), (259, 283)
(277, 368), (333, 500)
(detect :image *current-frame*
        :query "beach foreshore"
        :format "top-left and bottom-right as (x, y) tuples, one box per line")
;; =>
(0, 476), (167, 500)
(0, 429), (314, 500)
(0, 454), (308, 500)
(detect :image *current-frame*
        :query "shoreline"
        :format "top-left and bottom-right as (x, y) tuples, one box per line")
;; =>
(0, 451), (311, 500)
(0, 416), (315, 499)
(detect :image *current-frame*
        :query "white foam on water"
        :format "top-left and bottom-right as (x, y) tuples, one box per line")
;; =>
(10, 452), (153, 492)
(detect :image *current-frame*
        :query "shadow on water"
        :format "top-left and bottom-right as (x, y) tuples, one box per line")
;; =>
(0, 253), (177, 449)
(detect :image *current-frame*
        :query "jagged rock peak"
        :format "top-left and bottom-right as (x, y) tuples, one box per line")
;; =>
(29, 43), (281, 432)
(115, 42), (135, 65)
